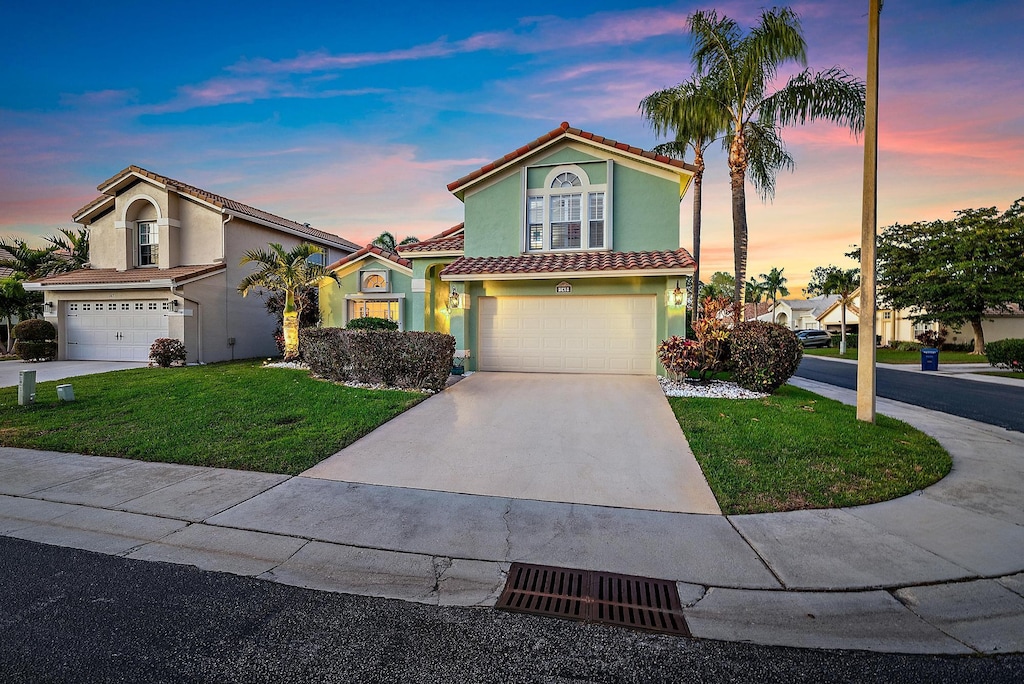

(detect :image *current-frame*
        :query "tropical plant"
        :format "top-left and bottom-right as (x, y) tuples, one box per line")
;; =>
(39, 228), (90, 276)
(238, 243), (339, 360)
(149, 338), (187, 367)
(848, 199), (1024, 354)
(730, 321), (803, 393)
(0, 278), (37, 352)
(744, 277), (766, 320)
(760, 267), (790, 323)
(681, 8), (865, 314)
(807, 266), (861, 354)
(0, 237), (56, 279)
(641, 75), (729, 323)
(372, 232), (419, 252)
(701, 271), (735, 304)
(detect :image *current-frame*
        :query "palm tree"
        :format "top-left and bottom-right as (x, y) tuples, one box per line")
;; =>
(238, 243), (339, 360)
(760, 267), (790, 322)
(744, 277), (766, 320)
(684, 8), (865, 314)
(0, 278), (36, 352)
(372, 232), (419, 252)
(640, 76), (729, 323)
(38, 228), (90, 276)
(807, 265), (861, 354)
(0, 237), (56, 279)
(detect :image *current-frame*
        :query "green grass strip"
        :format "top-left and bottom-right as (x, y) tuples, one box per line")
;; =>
(0, 360), (424, 475)
(668, 385), (951, 515)
(804, 348), (986, 364)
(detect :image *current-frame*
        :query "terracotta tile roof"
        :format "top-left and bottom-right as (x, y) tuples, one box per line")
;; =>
(78, 166), (359, 251)
(326, 244), (412, 272)
(0, 248), (15, 279)
(29, 264), (225, 286)
(447, 122), (698, 195)
(398, 223), (465, 253)
(440, 248), (695, 278)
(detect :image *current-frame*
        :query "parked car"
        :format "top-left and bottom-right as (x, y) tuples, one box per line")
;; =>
(796, 329), (832, 348)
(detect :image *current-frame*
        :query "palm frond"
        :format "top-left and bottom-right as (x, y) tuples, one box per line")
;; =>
(744, 121), (794, 200)
(760, 67), (866, 134)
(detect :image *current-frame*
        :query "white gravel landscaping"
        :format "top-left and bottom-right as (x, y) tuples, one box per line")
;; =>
(658, 375), (769, 399)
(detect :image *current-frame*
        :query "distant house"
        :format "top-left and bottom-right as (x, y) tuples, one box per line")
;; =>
(319, 121), (698, 375)
(757, 295), (840, 330)
(26, 166), (358, 363)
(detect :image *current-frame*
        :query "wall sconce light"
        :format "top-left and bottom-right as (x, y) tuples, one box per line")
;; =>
(44, 301), (55, 314)
(671, 280), (684, 307)
(170, 300), (180, 311)
(448, 286), (461, 310)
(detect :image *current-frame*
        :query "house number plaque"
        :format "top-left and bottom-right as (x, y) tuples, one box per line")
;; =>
(555, 281), (572, 294)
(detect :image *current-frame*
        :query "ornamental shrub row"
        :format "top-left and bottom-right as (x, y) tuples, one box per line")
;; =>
(985, 338), (1024, 371)
(300, 328), (455, 391)
(12, 319), (57, 361)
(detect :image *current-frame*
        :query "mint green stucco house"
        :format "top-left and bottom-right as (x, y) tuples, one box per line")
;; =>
(320, 122), (697, 375)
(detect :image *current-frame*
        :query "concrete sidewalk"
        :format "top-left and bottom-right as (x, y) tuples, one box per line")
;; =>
(1, 383), (1023, 654)
(0, 360), (147, 388)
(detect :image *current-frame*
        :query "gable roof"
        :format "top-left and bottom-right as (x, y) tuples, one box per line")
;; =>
(439, 248), (695, 281)
(325, 244), (412, 273)
(398, 223), (465, 255)
(0, 248), (15, 279)
(816, 289), (861, 321)
(447, 122), (698, 199)
(74, 166), (359, 252)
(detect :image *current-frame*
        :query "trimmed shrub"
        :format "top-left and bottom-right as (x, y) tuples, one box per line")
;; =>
(889, 340), (923, 352)
(13, 318), (57, 361)
(986, 338), (1024, 371)
(149, 338), (187, 367)
(730, 321), (803, 393)
(940, 341), (975, 352)
(346, 316), (399, 331)
(300, 327), (454, 391)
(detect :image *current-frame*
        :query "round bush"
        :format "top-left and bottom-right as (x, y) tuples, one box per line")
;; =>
(346, 316), (399, 331)
(986, 338), (1024, 371)
(13, 318), (56, 342)
(13, 318), (57, 361)
(149, 338), (187, 367)
(729, 321), (803, 393)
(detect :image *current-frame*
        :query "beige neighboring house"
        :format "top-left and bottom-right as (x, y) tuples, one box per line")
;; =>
(757, 295), (840, 330)
(26, 166), (358, 363)
(877, 303), (1024, 347)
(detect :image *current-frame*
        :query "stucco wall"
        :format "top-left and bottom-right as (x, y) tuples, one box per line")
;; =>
(319, 256), (413, 330)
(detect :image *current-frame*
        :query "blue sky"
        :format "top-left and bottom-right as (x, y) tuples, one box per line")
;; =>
(2, 0), (1022, 289)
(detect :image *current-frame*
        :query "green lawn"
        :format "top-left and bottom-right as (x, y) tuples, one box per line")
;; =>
(668, 385), (951, 515)
(0, 361), (424, 475)
(977, 370), (1024, 380)
(804, 347), (985, 364)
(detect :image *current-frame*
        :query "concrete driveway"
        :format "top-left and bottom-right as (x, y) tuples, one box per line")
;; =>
(302, 372), (721, 514)
(0, 360), (147, 388)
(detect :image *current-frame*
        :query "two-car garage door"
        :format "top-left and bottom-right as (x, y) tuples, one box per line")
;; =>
(65, 301), (170, 361)
(478, 295), (656, 375)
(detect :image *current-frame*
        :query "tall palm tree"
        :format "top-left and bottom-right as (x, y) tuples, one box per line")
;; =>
(372, 232), (419, 252)
(744, 277), (767, 320)
(760, 267), (790, 322)
(684, 8), (865, 314)
(238, 243), (339, 360)
(807, 265), (861, 354)
(640, 76), (729, 323)
(39, 228), (90, 276)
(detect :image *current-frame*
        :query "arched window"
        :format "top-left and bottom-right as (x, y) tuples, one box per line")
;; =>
(526, 165), (608, 252)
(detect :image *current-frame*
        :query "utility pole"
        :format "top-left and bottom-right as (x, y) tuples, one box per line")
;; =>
(857, 0), (880, 422)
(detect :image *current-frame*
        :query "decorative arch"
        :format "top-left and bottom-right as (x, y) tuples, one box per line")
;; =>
(122, 194), (162, 223)
(527, 164), (608, 252)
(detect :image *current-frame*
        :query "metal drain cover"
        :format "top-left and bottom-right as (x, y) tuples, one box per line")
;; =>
(497, 562), (690, 636)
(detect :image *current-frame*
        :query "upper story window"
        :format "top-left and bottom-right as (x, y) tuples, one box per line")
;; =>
(360, 270), (390, 293)
(137, 222), (158, 267)
(525, 165), (609, 253)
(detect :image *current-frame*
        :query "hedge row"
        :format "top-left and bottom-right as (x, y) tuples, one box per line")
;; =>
(986, 338), (1024, 371)
(300, 328), (455, 391)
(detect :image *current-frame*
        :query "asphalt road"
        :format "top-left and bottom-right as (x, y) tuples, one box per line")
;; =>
(795, 356), (1024, 432)
(2, 537), (1023, 683)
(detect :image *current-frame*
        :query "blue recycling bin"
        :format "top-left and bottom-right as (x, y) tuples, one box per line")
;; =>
(921, 347), (939, 371)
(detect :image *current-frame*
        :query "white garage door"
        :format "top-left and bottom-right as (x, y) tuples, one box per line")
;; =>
(478, 295), (657, 374)
(65, 300), (170, 361)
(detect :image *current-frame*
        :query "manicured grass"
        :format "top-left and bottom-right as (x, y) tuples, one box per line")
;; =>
(668, 385), (951, 515)
(804, 347), (986, 364)
(977, 370), (1024, 380)
(0, 361), (424, 475)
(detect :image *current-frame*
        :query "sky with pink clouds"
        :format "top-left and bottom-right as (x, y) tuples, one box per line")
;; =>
(2, 1), (1022, 292)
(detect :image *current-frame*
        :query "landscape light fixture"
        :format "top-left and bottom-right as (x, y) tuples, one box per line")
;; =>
(448, 286), (461, 310)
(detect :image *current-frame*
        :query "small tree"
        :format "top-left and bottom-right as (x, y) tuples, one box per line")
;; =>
(807, 265), (860, 354)
(39, 228), (90, 276)
(744, 277), (766, 320)
(759, 267), (790, 323)
(849, 198), (1024, 354)
(238, 243), (339, 360)
(0, 278), (36, 352)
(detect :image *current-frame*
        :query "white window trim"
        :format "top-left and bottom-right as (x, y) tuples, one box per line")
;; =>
(343, 293), (405, 330)
(359, 269), (390, 293)
(524, 164), (610, 254)
(137, 220), (159, 268)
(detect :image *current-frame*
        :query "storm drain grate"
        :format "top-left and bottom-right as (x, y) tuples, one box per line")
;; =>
(496, 563), (690, 636)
